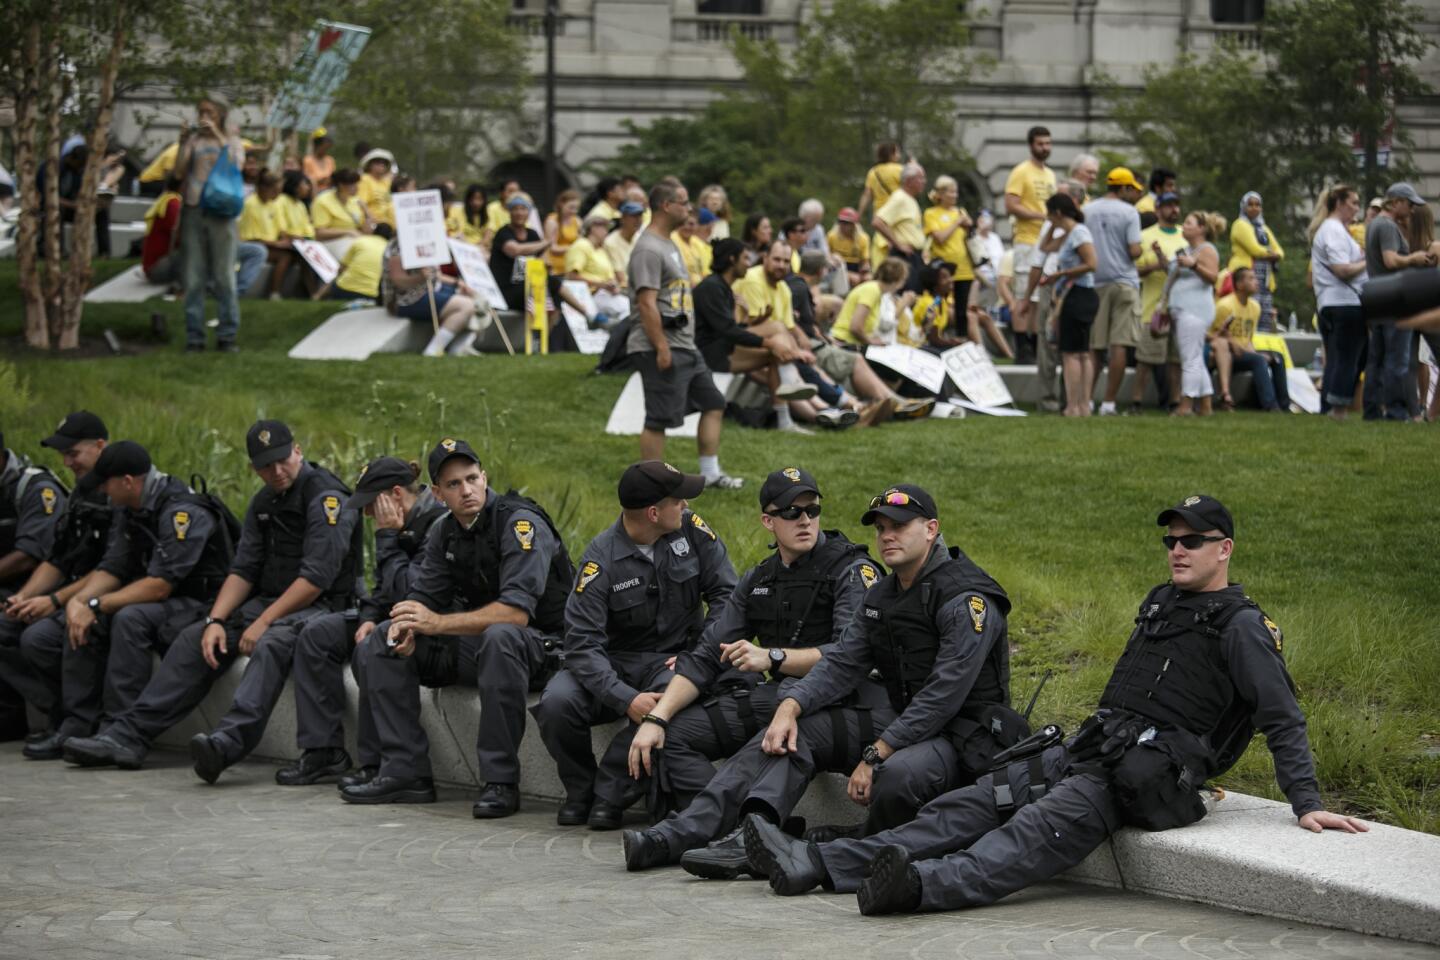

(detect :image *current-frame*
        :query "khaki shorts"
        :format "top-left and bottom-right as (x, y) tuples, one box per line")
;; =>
(1011, 244), (1035, 302)
(815, 342), (858, 390)
(1091, 283), (1141, 350)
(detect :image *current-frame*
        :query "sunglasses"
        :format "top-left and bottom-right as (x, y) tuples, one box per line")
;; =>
(766, 503), (822, 521)
(1162, 534), (1225, 551)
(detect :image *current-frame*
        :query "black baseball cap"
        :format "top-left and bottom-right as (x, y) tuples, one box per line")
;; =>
(861, 483), (937, 526)
(90, 440), (152, 482)
(1157, 494), (1234, 539)
(346, 456), (417, 509)
(41, 411), (109, 450)
(427, 438), (481, 483)
(618, 460), (705, 509)
(759, 467), (821, 510)
(246, 420), (295, 468)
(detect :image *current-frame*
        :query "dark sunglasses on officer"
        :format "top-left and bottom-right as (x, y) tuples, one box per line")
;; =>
(1162, 533), (1225, 551)
(765, 503), (821, 522)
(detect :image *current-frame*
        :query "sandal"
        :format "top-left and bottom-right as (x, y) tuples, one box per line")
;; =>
(1220, 393), (1236, 412)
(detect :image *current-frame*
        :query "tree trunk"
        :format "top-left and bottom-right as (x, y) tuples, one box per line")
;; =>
(59, 7), (129, 350)
(41, 31), (65, 332)
(15, 21), (49, 348)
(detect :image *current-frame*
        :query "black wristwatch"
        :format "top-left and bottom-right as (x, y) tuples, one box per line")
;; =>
(87, 596), (103, 615)
(204, 615), (223, 628)
(766, 647), (787, 680)
(861, 744), (884, 767)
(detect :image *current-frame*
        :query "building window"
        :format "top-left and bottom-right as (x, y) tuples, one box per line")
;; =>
(1211, 0), (1263, 23)
(698, 0), (764, 14)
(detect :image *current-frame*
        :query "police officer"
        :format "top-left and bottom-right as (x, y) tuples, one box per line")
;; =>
(15, 442), (232, 760)
(536, 461), (736, 830)
(0, 412), (111, 744)
(741, 495), (1368, 915)
(0, 425), (70, 595)
(277, 457), (446, 787)
(64, 421), (360, 773)
(343, 439), (573, 816)
(627, 467), (877, 817)
(624, 484), (1017, 877)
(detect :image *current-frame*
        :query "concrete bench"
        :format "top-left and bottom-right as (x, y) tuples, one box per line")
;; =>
(148, 654), (1440, 946)
(287, 306), (529, 360)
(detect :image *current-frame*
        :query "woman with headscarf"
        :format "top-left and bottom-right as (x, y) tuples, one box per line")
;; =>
(1228, 191), (1284, 332)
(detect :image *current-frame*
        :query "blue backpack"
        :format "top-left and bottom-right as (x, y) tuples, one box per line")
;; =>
(200, 142), (245, 218)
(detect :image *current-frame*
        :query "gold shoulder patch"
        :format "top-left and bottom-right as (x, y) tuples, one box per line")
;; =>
(576, 560), (601, 594)
(173, 510), (191, 541)
(40, 487), (57, 515)
(514, 518), (535, 551)
(968, 595), (987, 633)
(690, 513), (716, 541)
(858, 564), (879, 589)
(1263, 616), (1283, 653)
(322, 495), (340, 526)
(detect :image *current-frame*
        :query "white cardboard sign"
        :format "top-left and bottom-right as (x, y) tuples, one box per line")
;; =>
(291, 238), (340, 284)
(942, 342), (1015, 408)
(393, 189), (451, 270)
(1286, 368), (1321, 414)
(446, 238), (508, 311)
(559, 280), (612, 355)
(864, 345), (947, 395)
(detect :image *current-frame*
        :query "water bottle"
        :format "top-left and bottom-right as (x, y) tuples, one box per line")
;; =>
(1288, 311), (1298, 332)
(344, 298), (374, 311)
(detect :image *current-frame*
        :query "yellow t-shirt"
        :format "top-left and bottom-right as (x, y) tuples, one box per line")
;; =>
(911, 291), (952, 337)
(143, 191), (181, 234)
(485, 199), (510, 237)
(865, 162), (903, 213)
(1003, 160), (1057, 247)
(358, 173), (394, 228)
(589, 199), (621, 222)
(238, 193), (282, 243)
(831, 281), (884, 344)
(564, 237), (616, 285)
(445, 205), (487, 246)
(1227, 219), (1284, 291)
(923, 206), (975, 280)
(873, 190), (924, 267)
(547, 213), (580, 275)
(732, 264), (794, 329)
(1135, 193), (1157, 216)
(277, 194), (315, 239)
(1210, 293), (1261, 352)
(312, 189), (365, 233)
(604, 229), (638, 282)
(828, 226), (870, 268)
(1348, 223), (1367, 245)
(335, 234), (388, 298)
(139, 143), (179, 184)
(672, 231), (713, 287)
(1137, 224), (1188, 321)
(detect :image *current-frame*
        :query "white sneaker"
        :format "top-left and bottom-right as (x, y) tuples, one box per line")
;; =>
(775, 382), (818, 402)
(704, 474), (745, 490)
(779, 422), (816, 435)
(814, 407), (859, 429)
(1098, 402), (1118, 416)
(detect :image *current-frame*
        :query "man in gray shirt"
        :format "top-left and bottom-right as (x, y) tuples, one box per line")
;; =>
(1086, 168), (1144, 415)
(1363, 183), (1436, 420)
(627, 178), (740, 490)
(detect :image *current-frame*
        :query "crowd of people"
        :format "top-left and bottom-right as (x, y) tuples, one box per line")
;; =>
(0, 413), (1366, 920)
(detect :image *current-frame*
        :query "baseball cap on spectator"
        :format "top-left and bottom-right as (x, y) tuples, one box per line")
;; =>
(697, 208), (717, 226)
(618, 461), (705, 509)
(759, 467), (820, 510)
(427, 438), (481, 483)
(1156, 494), (1234, 539)
(861, 484), (937, 525)
(1385, 182), (1426, 206)
(90, 440), (152, 482)
(620, 201), (645, 216)
(506, 194), (532, 210)
(1106, 167), (1145, 192)
(41, 411), (108, 450)
(311, 127), (333, 144)
(246, 420), (295, 468)
(1157, 191), (1181, 206)
(582, 213), (610, 232)
(1368, 197), (1385, 211)
(346, 456), (417, 510)
(836, 207), (860, 224)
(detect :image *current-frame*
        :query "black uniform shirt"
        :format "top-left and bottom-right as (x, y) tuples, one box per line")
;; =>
(97, 470), (218, 585)
(230, 462), (357, 591)
(0, 450), (67, 561)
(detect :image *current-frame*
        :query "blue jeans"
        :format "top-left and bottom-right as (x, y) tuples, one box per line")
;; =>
(1320, 305), (1367, 409)
(1232, 349), (1289, 411)
(798, 361), (843, 406)
(1363, 319), (1413, 420)
(235, 242), (267, 296)
(181, 208), (240, 345)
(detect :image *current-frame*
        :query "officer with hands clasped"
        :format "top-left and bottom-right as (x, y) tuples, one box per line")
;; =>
(740, 495), (1368, 916)
(627, 467), (877, 816)
(277, 456), (448, 787)
(345, 438), (574, 816)
(536, 460), (737, 830)
(0, 424), (70, 596)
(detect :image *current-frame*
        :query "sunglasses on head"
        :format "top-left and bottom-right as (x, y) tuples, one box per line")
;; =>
(766, 503), (822, 521)
(870, 491), (915, 509)
(1162, 534), (1225, 551)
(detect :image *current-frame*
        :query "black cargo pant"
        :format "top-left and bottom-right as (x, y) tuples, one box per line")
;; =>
(816, 745), (1121, 909)
(657, 679), (784, 812)
(291, 611), (379, 765)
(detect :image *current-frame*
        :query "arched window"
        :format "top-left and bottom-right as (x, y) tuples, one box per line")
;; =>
(1211, 0), (1264, 23)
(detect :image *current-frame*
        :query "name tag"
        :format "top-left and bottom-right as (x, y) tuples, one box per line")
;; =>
(612, 577), (642, 593)
(864, 607), (881, 620)
(750, 587), (770, 596)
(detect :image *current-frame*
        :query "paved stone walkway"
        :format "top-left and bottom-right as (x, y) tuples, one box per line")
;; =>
(1, 751), (1435, 960)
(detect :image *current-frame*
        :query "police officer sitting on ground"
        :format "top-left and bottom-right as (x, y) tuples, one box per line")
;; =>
(537, 461), (736, 830)
(21, 442), (231, 760)
(624, 484), (1019, 878)
(65, 422), (359, 773)
(344, 439), (573, 816)
(740, 495), (1368, 916)
(0, 413), (111, 745)
(627, 467), (878, 817)
(0, 425), (69, 598)
(279, 457), (447, 787)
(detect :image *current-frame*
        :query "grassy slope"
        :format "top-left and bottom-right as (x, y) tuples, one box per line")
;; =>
(3, 261), (1438, 831)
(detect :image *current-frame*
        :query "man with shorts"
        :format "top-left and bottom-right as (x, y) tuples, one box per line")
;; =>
(1086, 168), (1144, 415)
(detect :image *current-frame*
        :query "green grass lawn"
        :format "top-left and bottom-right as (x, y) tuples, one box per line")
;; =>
(4, 260), (1439, 832)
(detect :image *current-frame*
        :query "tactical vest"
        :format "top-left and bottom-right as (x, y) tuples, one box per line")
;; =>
(439, 492), (574, 634)
(1098, 583), (1264, 776)
(122, 476), (235, 600)
(50, 487), (113, 581)
(375, 495), (449, 609)
(0, 455), (65, 558)
(865, 546), (1011, 714)
(745, 531), (872, 650)
(253, 463), (362, 601)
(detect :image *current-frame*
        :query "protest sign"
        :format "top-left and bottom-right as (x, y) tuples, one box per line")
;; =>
(292, 238), (340, 284)
(942, 342), (1015, 408)
(560, 280), (611, 355)
(864, 345), (947, 395)
(393, 189), (451, 270)
(447, 238), (508, 310)
(267, 22), (371, 132)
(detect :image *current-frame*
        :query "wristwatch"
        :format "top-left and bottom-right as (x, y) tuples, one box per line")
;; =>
(766, 647), (787, 680)
(861, 744), (884, 767)
(204, 616), (223, 628)
(87, 596), (103, 615)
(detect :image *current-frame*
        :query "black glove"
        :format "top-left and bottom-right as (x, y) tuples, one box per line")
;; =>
(1097, 713), (1149, 762)
(1063, 711), (1109, 764)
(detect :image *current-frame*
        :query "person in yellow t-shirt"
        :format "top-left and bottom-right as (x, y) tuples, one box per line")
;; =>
(1003, 127), (1057, 298)
(445, 184), (491, 248)
(565, 213), (631, 323)
(320, 223), (393, 301)
(604, 201), (646, 290)
(672, 212), (713, 287)
(923, 174), (976, 315)
(1229, 191), (1285, 332)
(302, 128), (335, 192)
(485, 180), (521, 237)
(828, 208), (871, 286)
(138, 142), (180, 193)
(831, 258), (911, 346)
(857, 141), (903, 223)
(1131, 192), (1187, 410)
(733, 256), (795, 331)
(1207, 266), (1290, 411)
(871, 163), (926, 273)
(544, 188), (581, 275)
(311, 168), (372, 261)
(1135, 168), (1176, 224)
(238, 172), (298, 299)
(357, 148), (396, 228)
(277, 171), (316, 240)
(910, 259), (967, 352)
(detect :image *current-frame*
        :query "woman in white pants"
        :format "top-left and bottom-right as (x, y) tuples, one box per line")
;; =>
(1166, 212), (1226, 415)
